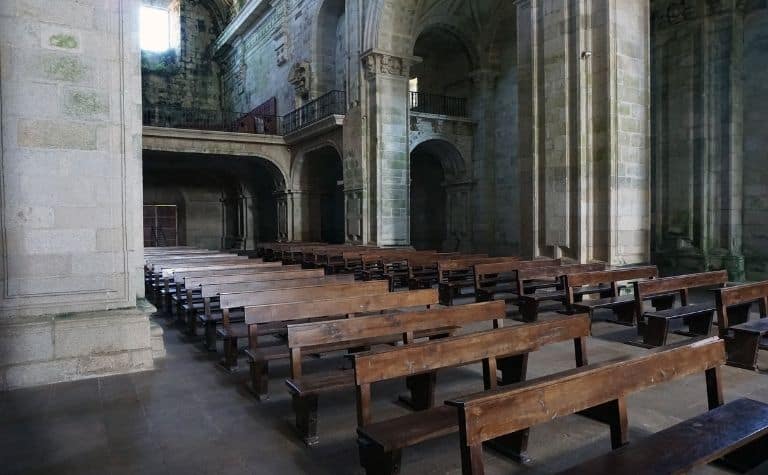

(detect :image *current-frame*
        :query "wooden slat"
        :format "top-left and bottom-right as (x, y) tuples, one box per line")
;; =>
(199, 274), (353, 298)
(198, 269), (325, 296)
(244, 289), (439, 325)
(565, 266), (657, 288)
(355, 314), (591, 384)
(174, 263), (294, 281)
(288, 300), (506, 348)
(220, 280), (388, 309)
(448, 337), (725, 445)
(634, 270), (728, 297)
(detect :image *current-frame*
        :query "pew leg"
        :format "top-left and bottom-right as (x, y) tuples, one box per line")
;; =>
(579, 398), (628, 449)
(574, 337), (588, 366)
(219, 335), (239, 372)
(248, 358), (269, 401)
(460, 443), (487, 475)
(358, 437), (401, 475)
(292, 393), (319, 447)
(705, 366), (724, 410)
(687, 311), (714, 336)
(399, 372), (436, 410)
(497, 354), (528, 386)
(642, 316), (669, 347)
(612, 304), (636, 326)
(726, 330), (761, 371)
(650, 294), (675, 311)
(518, 300), (539, 323)
(185, 310), (199, 337)
(203, 321), (217, 352)
(484, 432), (531, 465)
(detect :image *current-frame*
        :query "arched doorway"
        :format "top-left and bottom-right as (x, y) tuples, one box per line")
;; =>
(142, 152), (286, 249)
(410, 26), (474, 101)
(296, 145), (345, 243)
(410, 140), (466, 251)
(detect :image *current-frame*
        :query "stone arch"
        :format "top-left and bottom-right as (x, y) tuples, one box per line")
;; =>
(409, 20), (480, 71)
(312, 0), (347, 96)
(409, 136), (467, 182)
(290, 139), (343, 189)
(290, 143), (345, 243)
(409, 139), (469, 251)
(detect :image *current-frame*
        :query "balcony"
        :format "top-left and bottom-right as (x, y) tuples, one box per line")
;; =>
(409, 92), (468, 118)
(142, 106), (283, 135)
(282, 90), (346, 135)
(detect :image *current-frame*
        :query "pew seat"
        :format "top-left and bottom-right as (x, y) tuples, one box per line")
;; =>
(557, 398), (768, 475)
(358, 405), (457, 453)
(642, 303), (715, 347)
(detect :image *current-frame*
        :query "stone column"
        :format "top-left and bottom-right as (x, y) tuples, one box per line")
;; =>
(361, 49), (418, 246)
(651, 0), (745, 279)
(445, 182), (473, 253)
(469, 69), (499, 253)
(516, 0), (651, 264)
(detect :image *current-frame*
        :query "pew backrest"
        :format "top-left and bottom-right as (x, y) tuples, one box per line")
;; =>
(219, 280), (389, 311)
(199, 274), (354, 299)
(633, 270), (728, 314)
(715, 280), (768, 330)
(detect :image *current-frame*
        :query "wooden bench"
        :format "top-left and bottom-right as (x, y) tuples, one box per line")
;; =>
(184, 270), (348, 338)
(362, 251), (443, 291)
(406, 254), (488, 290)
(285, 301), (507, 446)
(213, 280), (390, 369)
(354, 313), (591, 474)
(448, 337), (726, 475)
(564, 266), (659, 326)
(244, 289), (439, 400)
(631, 270), (728, 347)
(715, 280), (768, 370)
(511, 263), (607, 321)
(438, 257), (520, 305)
(474, 259), (563, 305)
(556, 397), (768, 474)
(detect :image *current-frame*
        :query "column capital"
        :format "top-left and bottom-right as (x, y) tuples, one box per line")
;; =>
(361, 49), (421, 80)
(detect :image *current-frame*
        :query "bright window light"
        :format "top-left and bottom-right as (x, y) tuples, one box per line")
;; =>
(140, 6), (171, 52)
(409, 77), (419, 93)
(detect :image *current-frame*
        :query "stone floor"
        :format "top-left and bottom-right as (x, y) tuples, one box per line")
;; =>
(2, 299), (768, 475)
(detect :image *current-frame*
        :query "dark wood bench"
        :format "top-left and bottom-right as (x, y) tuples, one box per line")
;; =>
(556, 397), (768, 474)
(563, 266), (659, 326)
(185, 270), (346, 338)
(631, 270), (728, 347)
(244, 289), (438, 400)
(285, 301), (507, 446)
(715, 280), (768, 370)
(354, 313), (591, 474)
(474, 258), (564, 304)
(214, 280), (390, 370)
(407, 254), (488, 290)
(438, 257), (520, 305)
(448, 337), (726, 475)
(514, 262), (607, 321)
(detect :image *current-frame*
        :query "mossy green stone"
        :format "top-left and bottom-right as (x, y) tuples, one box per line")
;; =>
(49, 34), (78, 49)
(44, 56), (87, 82)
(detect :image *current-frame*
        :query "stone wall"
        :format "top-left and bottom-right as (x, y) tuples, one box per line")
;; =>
(0, 0), (155, 389)
(141, 0), (223, 111)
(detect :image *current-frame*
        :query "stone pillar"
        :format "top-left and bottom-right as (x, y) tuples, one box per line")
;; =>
(0, 0), (157, 389)
(651, 0), (745, 279)
(469, 69), (499, 253)
(516, 0), (651, 264)
(344, 188), (364, 244)
(275, 190), (291, 241)
(361, 49), (417, 246)
(445, 182), (473, 253)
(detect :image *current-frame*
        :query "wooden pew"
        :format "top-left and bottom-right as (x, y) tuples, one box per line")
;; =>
(631, 270), (728, 347)
(184, 271), (350, 340)
(354, 313), (591, 474)
(438, 256), (520, 305)
(213, 280), (390, 369)
(556, 397), (768, 474)
(474, 259), (564, 304)
(448, 337), (726, 475)
(515, 263), (607, 321)
(715, 280), (768, 370)
(407, 253), (488, 290)
(362, 251), (444, 291)
(285, 301), (507, 446)
(244, 289), (439, 400)
(563, 266), (659, 326)
(316, 246), (378, 274)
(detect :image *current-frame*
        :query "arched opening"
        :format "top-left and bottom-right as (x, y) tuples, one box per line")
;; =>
(410, 26), (473, 100)
(316, 0), (346, 95)
(296, 146), (345, 243)
(142, 152), (285, 249)
(410, 140), (465, 251)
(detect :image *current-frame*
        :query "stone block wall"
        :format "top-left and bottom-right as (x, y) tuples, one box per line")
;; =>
(0, 0), (155, 389)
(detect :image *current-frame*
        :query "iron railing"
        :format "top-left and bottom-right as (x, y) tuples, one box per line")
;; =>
(282, 90), (346, 135)
(142, 106), (283, 135)
(409, 91), (468, 117)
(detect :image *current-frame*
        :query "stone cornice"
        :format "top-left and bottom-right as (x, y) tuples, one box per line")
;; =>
(214, 0), (274, 54)
(361, 49), (422, 79)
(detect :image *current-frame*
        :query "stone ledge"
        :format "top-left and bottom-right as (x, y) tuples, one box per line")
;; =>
(0, 305), (156, 391)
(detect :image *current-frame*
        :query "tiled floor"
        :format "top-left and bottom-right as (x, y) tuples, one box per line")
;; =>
(2, 301), (767, 474)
